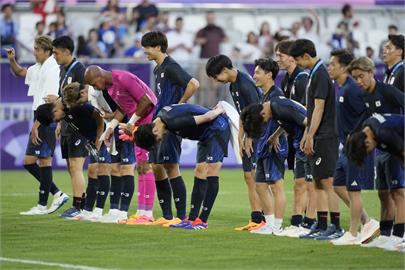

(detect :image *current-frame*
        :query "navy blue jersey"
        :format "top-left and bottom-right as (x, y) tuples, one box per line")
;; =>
(59, 58), (85, 97)
(363, 114), (404, 160)
(280, 66), (309, 105)
(258, 85), (287, 158)
(336, 76), (367, 145)
(229, 71), (262, 113)
(153, 56), (192, 117)
(65, 103), (97, 141)
(271, 96), (307, 144)
(363, 81), (404, 115)
(306, 60), (336, 139)
(384, 61), (404, 92)
(158, 104), (229, 142)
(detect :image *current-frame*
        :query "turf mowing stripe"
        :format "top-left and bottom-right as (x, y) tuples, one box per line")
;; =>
(0, 257), (115, 270)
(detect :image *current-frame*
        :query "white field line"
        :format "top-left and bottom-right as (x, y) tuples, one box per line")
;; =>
(0, 257), (116, 270)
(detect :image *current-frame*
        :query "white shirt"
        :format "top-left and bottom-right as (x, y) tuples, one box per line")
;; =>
(166, 29), (193, 62)
(25, 55), (60, 110)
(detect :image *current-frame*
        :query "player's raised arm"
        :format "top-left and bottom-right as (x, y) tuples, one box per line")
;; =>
(6, 48), (27, 77)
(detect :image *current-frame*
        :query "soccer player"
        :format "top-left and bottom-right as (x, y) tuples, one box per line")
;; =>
(5, 36), (68, 215)
(62, 82), (134, 222)
(349, 57), (404, 250)
(241, 95), (313, 237)
(346, 114), (404, 251)
(52, 35), (88, 218)
(289, 39), (343, 240)
(205, 54), (264, 231)
(245, 58), (287, 235)
(141, 31), (200, 226)
(327, 49), (379, 245)
(382, 34), (404, 92)
(84, 65), (157, 223)
(134, 103), (230, 230)
(275, 40), (317, 233)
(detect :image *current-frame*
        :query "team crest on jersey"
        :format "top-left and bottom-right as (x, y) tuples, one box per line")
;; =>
(375, 100), (381, 107)
(161, 72), (164, 78)
(339, 96), (344, 103)
(67, 77), (72, 84)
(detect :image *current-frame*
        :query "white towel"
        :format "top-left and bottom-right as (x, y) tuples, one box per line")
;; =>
(219, 101), (242, 164)
(25, 55), (60, 110)
(88, 86), (118, 156)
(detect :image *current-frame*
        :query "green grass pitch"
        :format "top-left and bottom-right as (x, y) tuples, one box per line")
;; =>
(1, 169), (404, 269)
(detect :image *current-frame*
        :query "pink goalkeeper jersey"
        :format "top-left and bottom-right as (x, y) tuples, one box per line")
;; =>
(107, 70), (157, 121)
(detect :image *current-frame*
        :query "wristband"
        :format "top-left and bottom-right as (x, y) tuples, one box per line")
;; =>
(107, 119), (119, 130)
(128, 114), (140, 125)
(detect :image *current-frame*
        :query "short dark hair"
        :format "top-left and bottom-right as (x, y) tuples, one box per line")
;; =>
(289, 39), (317, 58)
(36, 103), (54, 126)
(206, 54), (233, 78)
(1, 4), (13, 12)
(330, 49), (355, 67)
(346, 131), (368, 166)
(52, 35), (74, 53)
(176, 17), (183, 22)
(240, 104), (265, 139)
(254, 58), (279, 80)
(388, 24), (398, 31)
(275, 40), (294, 55)
(388, 34), (404, 59)
(141, 31), (168, 53)
(342, 3), (352, 15)
(134, 124), (157, 151)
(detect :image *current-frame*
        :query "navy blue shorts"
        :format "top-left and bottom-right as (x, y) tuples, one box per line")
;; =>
(294, 151), (312, 181)
(61, 133), (89, 159)
(376, 150), (404, 190)
(25, 123), (56, 158)
(197, 128), (230, 163)
(111, 139), (136, 165)
(89, 143), (112, 164)
(241, 139), (258, 172)
(255, 153), (286, 183)
(148, 131), (181, 164)
(333, 151), (374, 191)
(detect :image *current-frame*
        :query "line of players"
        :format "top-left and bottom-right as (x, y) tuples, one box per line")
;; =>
(8, 31), (404, 250)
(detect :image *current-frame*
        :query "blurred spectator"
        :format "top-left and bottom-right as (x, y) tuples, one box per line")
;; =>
(54, 11), (71, 37)
(101, 0), (125, 18)
(76, 35), (91, 58)
(31, 0), (59, 22)
(195, 11), (227, 59)
(155, 11), (171, 33)
(124, 33), (145, 60)
(88, 28), (108, 58)
(289, 21), (301, 40)
(235, 31), (262, 61)
(98, 17), (118, 57)
(366, 46), (378, 62)
(132, 0), (159, 32)
(140, 16), (157, 34)
(0, 3), (19, 58)
(379, 25), (398, 60)
(258, 21), (274, 57)
(195, 11), (228, 107)
(340, 4), (360, 31)
(330, 21), (349, 49)
(47, 21), (57, 39)
(35, 21), (45, 36)
(166, 17), (193, 63)
(298, 12), (320, 43)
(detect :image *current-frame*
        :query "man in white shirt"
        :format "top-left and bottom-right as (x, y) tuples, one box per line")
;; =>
(166, 17), (193, 69)
(6, 35), (69, 215)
